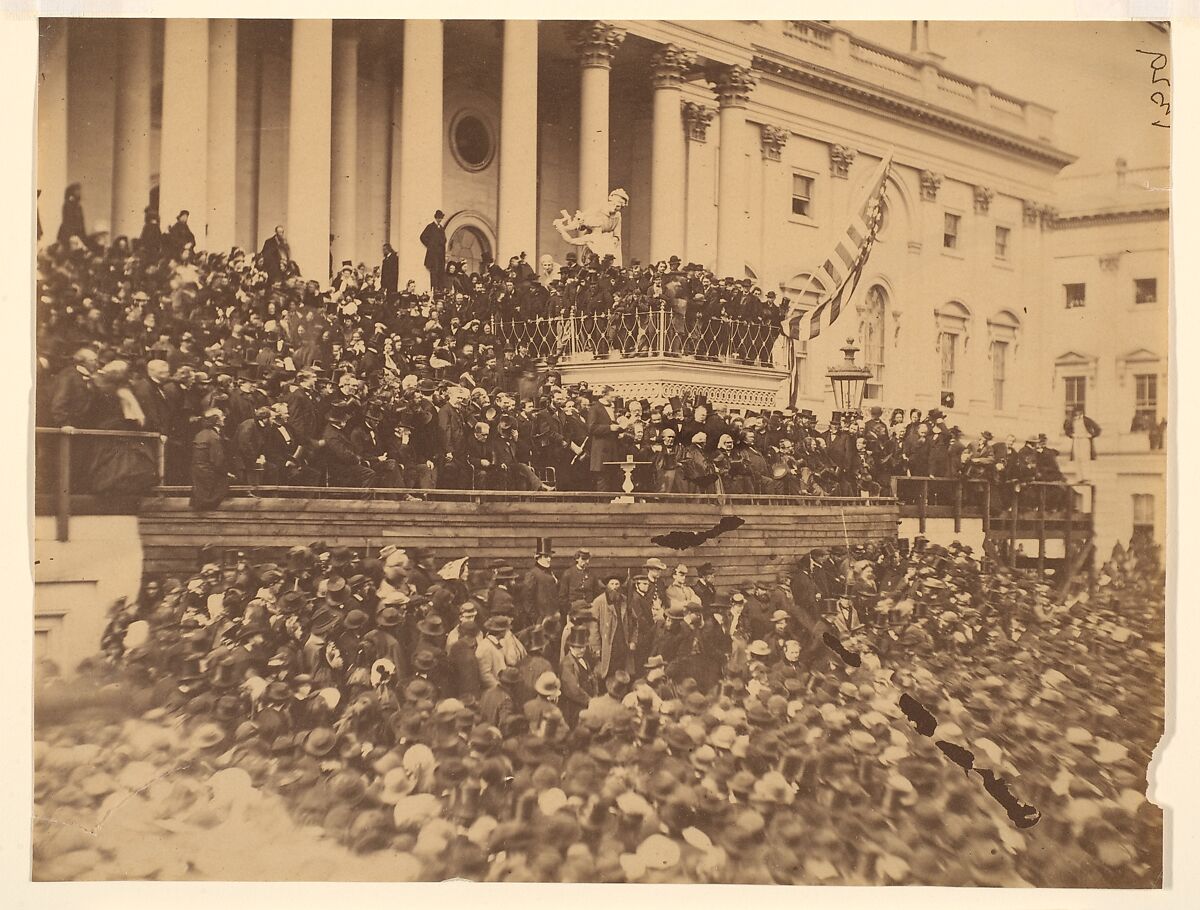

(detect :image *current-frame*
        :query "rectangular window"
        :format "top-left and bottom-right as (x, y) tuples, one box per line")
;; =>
(1135, 373), (1158, 425)
(792, 174), (813, 217)
(943, 213), (960, 249)
(991, 340), (1008, 410)
(793, 337), (808, 395)
(1064, 375), (1086, 420)
(1065, 283), (1087, 308)
(939, 331), (957, 391)
(994, 226), (1010, 260)
(1132, 493), (1155, 542)
(1135, 278), (1157, 304)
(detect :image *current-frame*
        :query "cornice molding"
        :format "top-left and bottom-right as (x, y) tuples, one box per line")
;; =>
(750, 54), (1076, 169)
(1050, 208), (1170, 229)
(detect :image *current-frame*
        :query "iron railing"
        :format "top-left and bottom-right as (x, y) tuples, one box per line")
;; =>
(491, 305), (781, 367)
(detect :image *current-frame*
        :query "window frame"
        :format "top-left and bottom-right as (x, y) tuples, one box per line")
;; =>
(1134, 373), (1158, 425)
(859, 285), (887, 401)
(1131, 493), (1155, 542)
(991, 339), (1008, 411)
(790, 170), (816, 221)
(994, 225), (1011, 261)
(1063, 374), (1087, 421)
(938, 331), (958, 393)
(1064, 282), (1087, 309)
(943, 211), (962, 251)
(1134, 278), (1158, 305)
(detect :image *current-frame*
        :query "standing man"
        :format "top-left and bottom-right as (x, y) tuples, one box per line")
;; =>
(381, 243), (399, 297)
(524, 538), (560, 622)
(260, 225), (291, 284)
(190, 408), (231, 512)
(559, 548), (599, 611)
(594, 573), (633, 682)
(420, 210), (447, 292)
(586, 385), (622, 492)
(167, 210), (196, 259)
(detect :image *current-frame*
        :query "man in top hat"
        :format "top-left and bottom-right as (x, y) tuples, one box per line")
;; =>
(322, 402), (376, 488)
(523, 539), (559, 622)
(558, 627), (595, 726)
(419, 210), (447, 291)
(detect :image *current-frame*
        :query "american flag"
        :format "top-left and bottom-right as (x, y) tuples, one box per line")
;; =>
(783, 152), (892, 343)
(783, 152), (891, 405)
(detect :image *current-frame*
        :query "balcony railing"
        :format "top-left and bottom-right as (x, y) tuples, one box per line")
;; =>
(491, 305), (781, 368)
(35, 427), (167, 541)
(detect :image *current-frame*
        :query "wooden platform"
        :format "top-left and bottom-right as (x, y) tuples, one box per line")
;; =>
(136, 495), (900, 588)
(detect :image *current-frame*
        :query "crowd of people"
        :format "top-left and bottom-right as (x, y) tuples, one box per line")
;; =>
(33, 531), (1163, 884)
(37, 199), (1076, 504)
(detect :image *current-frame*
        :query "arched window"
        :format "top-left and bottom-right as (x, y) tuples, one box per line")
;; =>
(859, 285), (886, 399)
(447, 225), (491, 276)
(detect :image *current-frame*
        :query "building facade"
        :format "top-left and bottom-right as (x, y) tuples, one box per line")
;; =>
(1045, 163), (1169, 553)
(39, 18), (1079, 430)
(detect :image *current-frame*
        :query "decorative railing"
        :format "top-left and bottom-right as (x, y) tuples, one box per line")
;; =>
(937, 71), (975, 99)
(851, 40), (921, 80)
(990, 91), (1026, 120)
(782, 20), (834, 49)
(491, 306), (781, 368)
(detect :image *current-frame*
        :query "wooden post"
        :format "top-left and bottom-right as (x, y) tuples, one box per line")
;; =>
(157, 434), (167, 487)
(1065, 485), (1075, 576)
(953, 479), (963, 534)
(1037, 485), (1047, 575)
(982, 481), (992, 532)
(918, 478), (928, 534)
(56, 429), (72, 542)
(1009, 484), (1020, 567)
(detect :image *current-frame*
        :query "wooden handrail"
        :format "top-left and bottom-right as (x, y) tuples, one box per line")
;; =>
(147, 484), (899, 507)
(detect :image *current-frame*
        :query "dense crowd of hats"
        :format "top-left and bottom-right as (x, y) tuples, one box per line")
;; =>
(38, 219), (1071, 501)
(32, 530), (1164, 884)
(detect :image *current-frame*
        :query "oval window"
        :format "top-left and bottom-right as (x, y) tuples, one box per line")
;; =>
(451, 113), (494, 172)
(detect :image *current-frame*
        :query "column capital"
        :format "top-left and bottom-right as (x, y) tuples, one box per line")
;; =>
(571, 21), (627, 69)
(681, 101), (715, 142)
(1022, 198), (1041, 224)
(759, 124), (788, 162)
(829, 144), (857, 178)
(650, 43), (697, 88)
(973, 185), (995, 214)
(919, 169), (943, 202)
(708, 64), (757, 108)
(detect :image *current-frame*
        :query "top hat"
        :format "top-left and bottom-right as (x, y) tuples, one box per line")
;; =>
(535, 538), (554, 558)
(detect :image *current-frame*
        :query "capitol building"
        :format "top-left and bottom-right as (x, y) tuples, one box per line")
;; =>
(37, 18), (1168, 548)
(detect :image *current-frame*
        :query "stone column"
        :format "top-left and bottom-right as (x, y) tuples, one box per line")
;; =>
(710, 64), (756, 278)
(397, 19), (443, 291)
(160, 20), (210, 245)
(37, 19), (69, 245)
(497, 19), (539, 264)
(331, 26), (359, 269)
(286, 19), (333, 281)
(572, 21), (625, 212)
(207, 19), (238, 255)
(649, 44), (695, 264)
(111, 20), (152, 240)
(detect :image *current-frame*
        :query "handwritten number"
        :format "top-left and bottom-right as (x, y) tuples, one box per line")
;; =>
(1151, 92), (1166, 107)
(1152, 120), (1170, 129)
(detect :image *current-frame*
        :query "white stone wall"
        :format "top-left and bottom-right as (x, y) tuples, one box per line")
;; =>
(34, 516), (144, 677)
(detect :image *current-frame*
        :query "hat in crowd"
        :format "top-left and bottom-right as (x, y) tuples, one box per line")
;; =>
(644, 558), (668, 571)
(534, 672), (562, 698)
(535, 538), (554, 558)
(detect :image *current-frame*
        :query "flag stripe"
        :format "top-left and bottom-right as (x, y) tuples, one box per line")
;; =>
(835, 241), (857, 271)
(821, 258), (842, 286)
